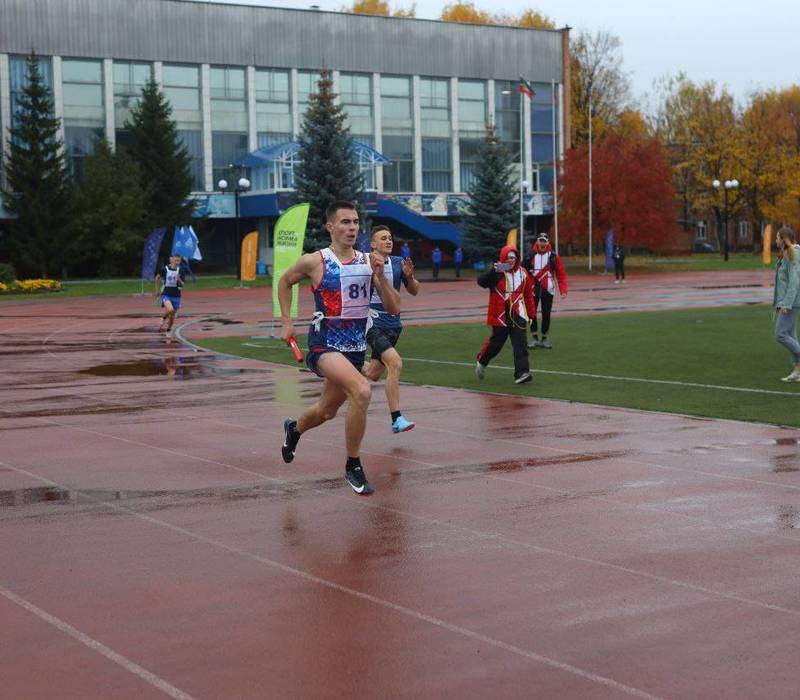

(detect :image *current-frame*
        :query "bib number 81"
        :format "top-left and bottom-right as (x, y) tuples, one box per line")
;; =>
(348, 283), (368, 299)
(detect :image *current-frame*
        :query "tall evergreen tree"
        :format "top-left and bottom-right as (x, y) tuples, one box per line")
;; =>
(73, 140), (149, 275)
(2, 54), (74, 278)
(124, 75), (194, 232)
(462, 125), (518, 261)
(293, 70), (364, 251)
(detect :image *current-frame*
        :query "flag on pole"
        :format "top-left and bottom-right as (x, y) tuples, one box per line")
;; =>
(171, 225), (202, 261)
(141, 227), (166, 280)
(762, 223), (773, 266)
(519, 76), (535, 99)
(272, 203), (310, 319)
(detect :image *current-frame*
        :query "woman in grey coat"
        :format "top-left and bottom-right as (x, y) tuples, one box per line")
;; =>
(773, 227), (800, 382)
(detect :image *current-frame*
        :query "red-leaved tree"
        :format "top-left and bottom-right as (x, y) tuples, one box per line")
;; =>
(559, 132), (678, 251)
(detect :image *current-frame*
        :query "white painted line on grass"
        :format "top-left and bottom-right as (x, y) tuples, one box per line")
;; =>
(0, 585), (195, 700)
(403, 357), (800, 397)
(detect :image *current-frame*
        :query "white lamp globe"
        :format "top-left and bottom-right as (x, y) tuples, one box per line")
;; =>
(238, 177), (251, 190)
(217, 179), (228, 190)
(712, 179), (720, 188)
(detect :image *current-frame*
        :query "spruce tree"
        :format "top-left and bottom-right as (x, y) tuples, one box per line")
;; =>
(293, 70), (364, 251)
(2, 54), (74, 278)
(73, 140), (148, 275)
(462, 125), (518, 262)
(124, 75), (194, 232)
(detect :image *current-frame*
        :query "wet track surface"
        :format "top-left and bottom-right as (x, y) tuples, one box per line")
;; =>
(2, 276), (800, 699)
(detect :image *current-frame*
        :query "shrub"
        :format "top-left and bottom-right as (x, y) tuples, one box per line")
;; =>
(0, 263), (16, 285)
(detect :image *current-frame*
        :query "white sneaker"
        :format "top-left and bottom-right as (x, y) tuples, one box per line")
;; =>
(475, 361), (485, 380)
(614, 279), (620, 284)
(781, 371), (800, 382)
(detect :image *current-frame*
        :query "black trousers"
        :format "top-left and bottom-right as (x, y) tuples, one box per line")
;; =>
(614, 259), (625, 280)
(531, 288), (554, 336)
(477, 317), (530, 378)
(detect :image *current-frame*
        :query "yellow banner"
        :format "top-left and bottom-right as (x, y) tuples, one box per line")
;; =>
(762, 224), (773, 266)
(506, 228), (518, 249)
(271, 203), (310, 319)
(240, 231), (258, 281)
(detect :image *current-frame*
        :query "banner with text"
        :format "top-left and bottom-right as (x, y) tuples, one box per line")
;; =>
(240, 231), (259, 282)
(271, 203), (310, 319)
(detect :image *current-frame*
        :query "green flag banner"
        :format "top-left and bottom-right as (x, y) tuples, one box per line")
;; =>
(272, 203), (310, 319)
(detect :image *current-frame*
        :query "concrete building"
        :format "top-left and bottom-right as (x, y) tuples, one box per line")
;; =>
(1, 0), (570, 266)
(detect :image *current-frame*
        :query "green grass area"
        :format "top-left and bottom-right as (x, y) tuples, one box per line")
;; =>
(193, 304), (800, 427)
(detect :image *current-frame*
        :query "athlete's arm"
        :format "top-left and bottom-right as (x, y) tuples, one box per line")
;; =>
(370, 252), (400, 315)
(278, 253), (320, 342)
(401, 258), (419, 296)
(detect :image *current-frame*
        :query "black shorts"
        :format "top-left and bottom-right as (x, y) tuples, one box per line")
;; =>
(305, 349), (365, 378)
(366, 326), (403, 361)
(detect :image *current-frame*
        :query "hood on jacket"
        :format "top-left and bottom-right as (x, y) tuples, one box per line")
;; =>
(532, 240), (553, 254)
(499, 245), (521, 270)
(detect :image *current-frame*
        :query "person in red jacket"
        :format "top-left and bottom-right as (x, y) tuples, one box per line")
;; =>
(475, 245), (535, 384)
(525, 233), (568, 349)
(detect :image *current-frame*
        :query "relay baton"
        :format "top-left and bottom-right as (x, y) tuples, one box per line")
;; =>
(286, 335), (304, 363)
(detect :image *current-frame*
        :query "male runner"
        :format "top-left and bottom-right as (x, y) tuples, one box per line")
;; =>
(154, 254), (184, 334)
(278, 201), (400, 495)
(362, 225), (420, 433)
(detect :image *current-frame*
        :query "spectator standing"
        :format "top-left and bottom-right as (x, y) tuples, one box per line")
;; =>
(432, 246), (442, 280)
(453, 247), (463, 278)
(613, 244), (626, 284)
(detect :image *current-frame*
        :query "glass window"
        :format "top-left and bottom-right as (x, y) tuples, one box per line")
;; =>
(162, 64), (201, 128)
(381, 75), (412, 128)
(459, 137), (482, 191)
(738, 221), (750, 239)
(340, 72), (372, 135)
(9, 55), (54, 132)
(297, 70), (318, 109)
(178, 129), (204, 191)
(420, 78), (449, 138)
(211, 66), (247, 132)
(422, 138), (451, 192)
(62, 59), (104, 179)
(458, 80), (486, 136)
(382, 134), (413, 192)
(696, 221), (707, 240)
(532, 134), (554, 163)
(495, 80), (520, 160)
(113, 61), (151, 128)
(255, 68), (291, 137)
(212, 132), (248, 187)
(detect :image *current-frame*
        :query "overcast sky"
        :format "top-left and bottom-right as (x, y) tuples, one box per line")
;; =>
(200, 0), (799, 107)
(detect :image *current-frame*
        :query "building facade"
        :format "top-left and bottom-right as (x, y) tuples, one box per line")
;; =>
(1, 0), (570, 260)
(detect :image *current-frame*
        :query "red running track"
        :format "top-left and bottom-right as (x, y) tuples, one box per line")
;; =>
(1, 282), (799, 699)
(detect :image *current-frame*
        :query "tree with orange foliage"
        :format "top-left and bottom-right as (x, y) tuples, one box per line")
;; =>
(345, 0), (415, 17)
(440, 2), (554, 28)
(559, 132), (678, 252)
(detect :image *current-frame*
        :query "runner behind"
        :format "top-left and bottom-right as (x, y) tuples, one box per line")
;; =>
(362, 225), (420, 433)
(278, 201), (400, 495)
(155, 254), (185, 334)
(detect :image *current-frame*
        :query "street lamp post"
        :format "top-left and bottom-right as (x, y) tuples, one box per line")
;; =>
(218, 175), (251, 281)
(588, 82), (593, 272)
(712, 178), (739, 262)
(519, 179), (529, 254)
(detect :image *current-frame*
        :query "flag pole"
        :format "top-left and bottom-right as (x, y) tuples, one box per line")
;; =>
(551, 79), (559, 255)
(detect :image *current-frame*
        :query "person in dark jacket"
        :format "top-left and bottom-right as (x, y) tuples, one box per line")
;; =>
(612, 244), (626, 283)
(432, 246), (442, 279)
(475, 245), (535, 384)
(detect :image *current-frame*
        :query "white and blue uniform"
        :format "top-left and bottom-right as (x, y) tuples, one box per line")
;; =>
(159, 264), (183, 310)
(369, 256), (408, 330)
(308, 248), (373, 354)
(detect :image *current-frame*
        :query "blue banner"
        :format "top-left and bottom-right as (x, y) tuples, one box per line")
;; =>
(605, 229), (615, 272)
(141, 227), (166, 280)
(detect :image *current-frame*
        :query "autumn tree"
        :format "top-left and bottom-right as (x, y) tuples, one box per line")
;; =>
(559, 132), (677, 252)
(570, 30), (632, 146)
(344, 0), (416, 17)
(440, 2), (555, 29)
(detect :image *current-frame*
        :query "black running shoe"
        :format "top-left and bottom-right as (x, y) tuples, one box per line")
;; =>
(345, 465), (375, 495)
(282, 418), (300, 463)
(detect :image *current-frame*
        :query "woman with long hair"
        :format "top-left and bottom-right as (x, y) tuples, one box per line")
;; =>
(773, 227), (800, 381)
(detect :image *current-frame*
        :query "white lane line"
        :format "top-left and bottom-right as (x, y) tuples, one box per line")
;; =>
(0, 585), (195, 700)
(0, 460), (662, 700)
(402, 356), (800, 397)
